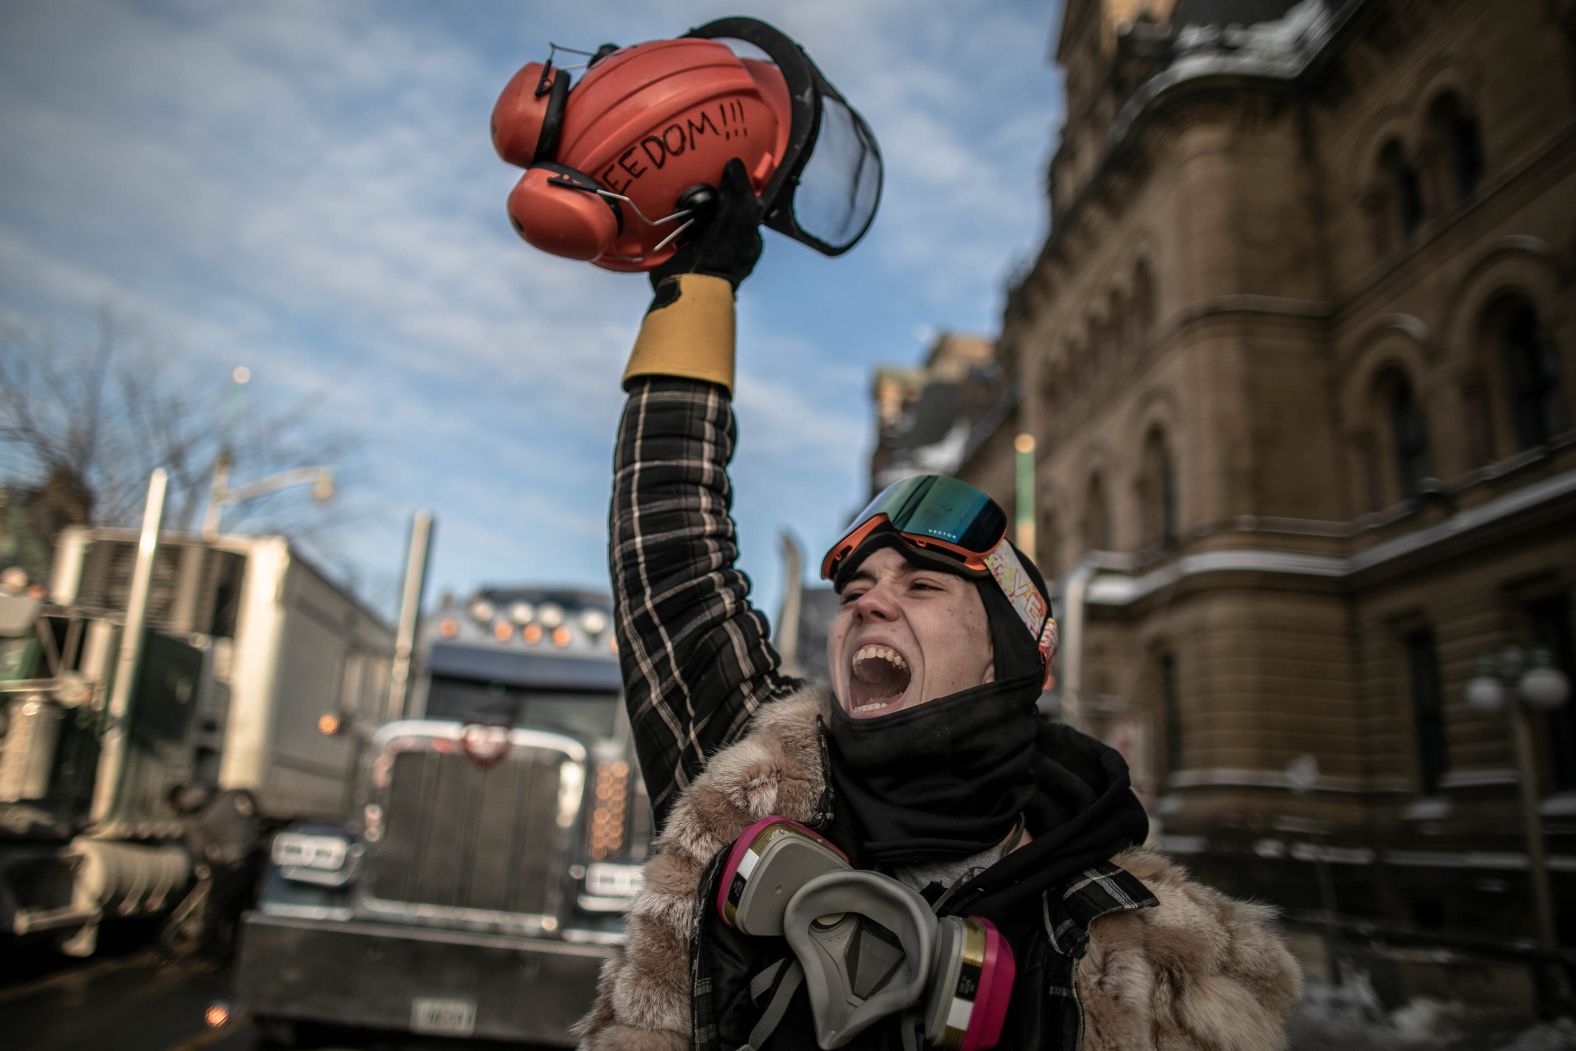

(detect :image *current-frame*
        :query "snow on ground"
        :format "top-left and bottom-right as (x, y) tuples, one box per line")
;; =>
(1289, 973), (1576, 1050)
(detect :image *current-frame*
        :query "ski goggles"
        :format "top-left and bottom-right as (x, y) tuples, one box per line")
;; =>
(820, 476), (1057, 684)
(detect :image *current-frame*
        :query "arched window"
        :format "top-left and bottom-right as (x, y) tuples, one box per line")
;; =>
(1039, 350), (1059, 417)
(1379, 367), (1433, 499)
(1354, 430), (1383, 512)
(1121, 294), (1142, 354)
(1108, 289), (1127, 360)
(1379, 139), (1424, 243)
(1158, 650), (1183, 778)
(1404, 628), (1448, 796)
(1487, 294), (1567, 450)
(1131, 259), (1155, 346)
(1083, 472), (1112, 552)
(1037, 507), (1061, 584)
(1424, 93), (1484, 207)
(1081, 320), (1100, 388)
(1138, 426), (1178, 548)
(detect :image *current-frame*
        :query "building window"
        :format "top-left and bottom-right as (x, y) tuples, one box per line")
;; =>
(1381, 369), (1433, 499)
(1425, 92), (1484, 206)
(1102, 290), (1122, 364)
(1405, 628), (1448, 796)
(1355, 430), (1383, 512)
(1461, 377), (1496, 466)
(1121, 293), (1142, 353)
(1138, 426), (1178, 548)
(1133, 259), (1155, 340)
(1489, 294), (1567, 450)
(1083, 472), (1112, 551)
(1039, 353), (1060, 421)
(1527, 595), (1576, 792)
(1160, 650), (1183, 777)
(1037, 508), (1060, 584)
(1379, 139), (1424, 243)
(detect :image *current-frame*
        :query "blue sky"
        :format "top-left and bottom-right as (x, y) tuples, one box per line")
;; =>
(0, 0), (1064, 623)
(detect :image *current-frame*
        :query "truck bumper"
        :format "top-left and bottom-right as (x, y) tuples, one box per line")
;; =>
(233, 910), (614, 1046)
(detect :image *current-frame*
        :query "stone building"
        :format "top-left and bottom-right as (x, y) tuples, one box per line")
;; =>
(869, 332), (998, 490)
(946, 0), (1576, 945)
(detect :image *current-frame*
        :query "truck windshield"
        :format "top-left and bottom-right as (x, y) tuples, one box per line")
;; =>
(424, 675), (620, 739)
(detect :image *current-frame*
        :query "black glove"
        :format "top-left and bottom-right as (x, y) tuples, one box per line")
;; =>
(649, 157), (764, 293)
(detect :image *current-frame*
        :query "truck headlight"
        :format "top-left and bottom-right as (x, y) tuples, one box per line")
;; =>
(271, 830), (358, 887)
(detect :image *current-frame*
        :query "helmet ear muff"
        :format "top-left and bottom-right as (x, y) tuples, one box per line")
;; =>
(491, 61), (556, 167)
(506, 162), (620, 262)
(532, 67), (572, 164)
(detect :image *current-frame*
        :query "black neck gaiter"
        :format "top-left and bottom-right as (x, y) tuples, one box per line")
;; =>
(826, 671), (1042, 867)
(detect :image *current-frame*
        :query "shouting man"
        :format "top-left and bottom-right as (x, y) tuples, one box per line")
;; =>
(577, 161), (1301, 1051)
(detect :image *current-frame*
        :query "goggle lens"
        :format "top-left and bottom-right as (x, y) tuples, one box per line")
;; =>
(821, 476), (1008, 580)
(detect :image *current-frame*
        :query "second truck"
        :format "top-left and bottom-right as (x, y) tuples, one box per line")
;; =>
(232, 584), (653, 1047)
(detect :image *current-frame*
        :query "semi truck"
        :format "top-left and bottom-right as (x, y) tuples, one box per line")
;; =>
(231, 584), (653, 1047)
(0, 472), (394, 956)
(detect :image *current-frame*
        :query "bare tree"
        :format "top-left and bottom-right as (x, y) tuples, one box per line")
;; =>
(0, 305), (364, 580)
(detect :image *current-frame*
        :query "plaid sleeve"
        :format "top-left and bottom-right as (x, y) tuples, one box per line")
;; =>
(610, 377), (804, 827)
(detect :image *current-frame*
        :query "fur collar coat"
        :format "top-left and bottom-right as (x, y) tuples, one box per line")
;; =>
(576, 687), (1303, 1050)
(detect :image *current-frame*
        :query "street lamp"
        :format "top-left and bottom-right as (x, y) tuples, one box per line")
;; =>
(1465, 646), (1571, 960)
(198, 365), (336, 539)
(201, 457), (336, 539)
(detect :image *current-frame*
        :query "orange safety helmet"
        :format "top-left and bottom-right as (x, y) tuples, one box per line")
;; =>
(492, 17), (882, 272)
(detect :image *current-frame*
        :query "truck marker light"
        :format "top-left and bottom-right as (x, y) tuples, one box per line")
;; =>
(364, 803), (384, 842)
(205, 1002), (231, 1028)
(552, 626), (572, 648)
(317, 712), (342, 736)
(493, 620), (514, 642)
(438, 616), (459, 638)
(588, 761), (630, 860)
(523, 624), (544, 644)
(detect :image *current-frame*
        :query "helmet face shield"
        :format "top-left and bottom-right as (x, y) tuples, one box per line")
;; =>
(791, 91), (882, 253)
(690, 18), (883, 256)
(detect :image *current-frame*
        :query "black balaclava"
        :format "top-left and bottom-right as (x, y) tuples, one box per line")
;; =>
(825, 534), (1049, 866)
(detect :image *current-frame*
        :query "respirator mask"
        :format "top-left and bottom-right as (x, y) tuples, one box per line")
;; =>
(491, 17), (882, 271)
(718, 817), (1016, 1051)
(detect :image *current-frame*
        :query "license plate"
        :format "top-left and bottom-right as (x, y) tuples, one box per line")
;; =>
(411, 996), (477, 1036)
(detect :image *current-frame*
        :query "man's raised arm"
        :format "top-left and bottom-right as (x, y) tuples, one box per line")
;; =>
(609, 160), (802, 828)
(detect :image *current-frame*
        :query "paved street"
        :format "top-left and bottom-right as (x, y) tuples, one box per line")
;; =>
(1, 936), (250, 1051)
(0, 929), (566, 1051)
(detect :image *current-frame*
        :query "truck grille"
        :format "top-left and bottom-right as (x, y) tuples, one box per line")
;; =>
(366, 733), (582, 923)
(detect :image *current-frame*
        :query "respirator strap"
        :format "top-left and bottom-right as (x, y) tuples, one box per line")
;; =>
(739, 958), (805, 1051)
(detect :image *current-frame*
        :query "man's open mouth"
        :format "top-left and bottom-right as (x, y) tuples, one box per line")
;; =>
(848, 644), (912, 715)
